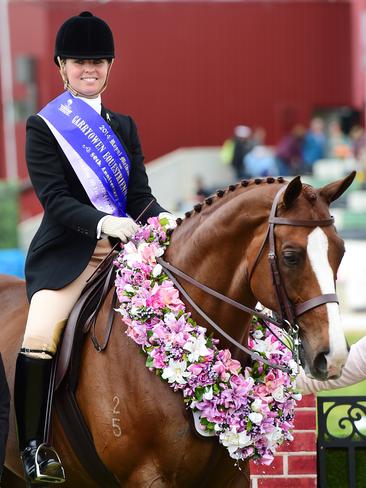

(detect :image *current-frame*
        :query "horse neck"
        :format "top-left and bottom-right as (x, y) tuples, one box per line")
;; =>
(166, 183), (277, 353)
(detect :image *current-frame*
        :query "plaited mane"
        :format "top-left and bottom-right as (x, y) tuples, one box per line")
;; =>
(175, 177), (285, 227)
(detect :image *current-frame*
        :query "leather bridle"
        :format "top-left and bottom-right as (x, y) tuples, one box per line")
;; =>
(249, 184), (338, 325)
(158, 183), (339, 372)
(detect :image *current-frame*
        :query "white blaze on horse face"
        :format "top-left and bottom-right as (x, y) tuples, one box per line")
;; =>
(307, 227), (348, 377)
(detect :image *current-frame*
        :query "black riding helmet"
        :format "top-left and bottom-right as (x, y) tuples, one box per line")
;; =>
(54, 11), (114, 66)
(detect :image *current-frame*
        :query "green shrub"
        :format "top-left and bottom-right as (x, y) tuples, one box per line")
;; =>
(0, 180), (19, 249)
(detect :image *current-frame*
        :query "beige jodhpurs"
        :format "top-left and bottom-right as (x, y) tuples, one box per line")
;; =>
(22, 240), (113, 358)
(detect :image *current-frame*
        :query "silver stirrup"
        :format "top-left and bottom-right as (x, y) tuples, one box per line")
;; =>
(35, 443), (66, 483)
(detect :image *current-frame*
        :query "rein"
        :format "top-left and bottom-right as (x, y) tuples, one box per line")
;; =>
(157, 257), (291, 372)
(158, 183), (339, 372)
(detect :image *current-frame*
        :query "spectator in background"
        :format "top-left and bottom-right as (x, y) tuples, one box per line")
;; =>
(326, 119), (352, 159)
(349, 125), (366, 160)
(244, 145), (278, 178)
(349, 125), (366, 189)
(227, 125), (254, 180)
(239, 125), (279, 178)
(302, 117), (326, 174)
(194, 176), (211, 202)
(251, 126), (267, 146)
(275, 124), (305, 176)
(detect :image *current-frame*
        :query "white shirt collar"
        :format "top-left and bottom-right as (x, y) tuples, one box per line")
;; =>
(71, 93), (102, 114)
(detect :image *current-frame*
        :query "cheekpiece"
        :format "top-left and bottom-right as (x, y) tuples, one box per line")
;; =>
(54, 11), (114, 65)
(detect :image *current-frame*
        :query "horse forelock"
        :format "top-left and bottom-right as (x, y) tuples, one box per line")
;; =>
(277, 182), (331, 222)
(302, 184), (318, 203)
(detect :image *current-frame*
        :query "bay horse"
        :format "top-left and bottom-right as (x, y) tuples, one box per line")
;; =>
(0, 173), (355, 487)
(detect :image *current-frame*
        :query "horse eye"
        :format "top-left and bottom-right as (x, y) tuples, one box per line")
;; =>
(282, 251), (300, 267)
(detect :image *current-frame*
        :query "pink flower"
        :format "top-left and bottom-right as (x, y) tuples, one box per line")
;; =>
(257, 453), (274, 466)
(150, 348), (167, 369)
(147, 282), (184, 311)
(151, 322), (169, 342)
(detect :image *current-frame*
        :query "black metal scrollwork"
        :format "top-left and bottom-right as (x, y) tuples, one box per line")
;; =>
(317, 396), (366, 488)
(322, 399), (366, 442)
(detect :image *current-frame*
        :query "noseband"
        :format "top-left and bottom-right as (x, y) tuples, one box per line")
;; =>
(158, 183), (339, 372)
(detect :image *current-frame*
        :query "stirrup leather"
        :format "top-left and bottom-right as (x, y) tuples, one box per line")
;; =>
(34, 443), (65, 483)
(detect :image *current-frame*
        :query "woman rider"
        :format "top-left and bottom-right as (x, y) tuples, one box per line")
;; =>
(14, 11), (166, 484)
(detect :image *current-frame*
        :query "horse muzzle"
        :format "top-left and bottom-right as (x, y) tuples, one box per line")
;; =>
(302, 346), (348, 381)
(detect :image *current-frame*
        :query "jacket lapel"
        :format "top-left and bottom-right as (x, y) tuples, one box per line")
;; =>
(101, 106), (132, 161)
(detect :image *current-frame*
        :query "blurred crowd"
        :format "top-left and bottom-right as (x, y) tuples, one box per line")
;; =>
(220, 117), (366, 181)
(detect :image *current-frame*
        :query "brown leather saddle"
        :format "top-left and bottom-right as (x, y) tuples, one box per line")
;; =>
(54, 254), (120, 487)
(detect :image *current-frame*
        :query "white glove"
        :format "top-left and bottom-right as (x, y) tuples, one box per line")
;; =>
(101, 216), (139, 243)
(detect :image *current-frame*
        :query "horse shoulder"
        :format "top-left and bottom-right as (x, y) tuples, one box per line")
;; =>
(0, 274), (27, 308)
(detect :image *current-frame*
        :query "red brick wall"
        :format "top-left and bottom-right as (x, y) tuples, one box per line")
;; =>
(250, 395), (317, 488)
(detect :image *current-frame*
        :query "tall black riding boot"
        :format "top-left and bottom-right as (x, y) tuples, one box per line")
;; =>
(14, 353), (65, 484)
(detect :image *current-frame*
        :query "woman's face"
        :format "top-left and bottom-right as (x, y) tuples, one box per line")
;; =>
(64, 59), (110, 97)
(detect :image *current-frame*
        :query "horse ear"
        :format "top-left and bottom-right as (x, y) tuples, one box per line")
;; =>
(319, 171), (356, 204)
(282, 176), (302, 208)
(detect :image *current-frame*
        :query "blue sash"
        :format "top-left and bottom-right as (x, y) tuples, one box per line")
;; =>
(38, 92), (131, 217)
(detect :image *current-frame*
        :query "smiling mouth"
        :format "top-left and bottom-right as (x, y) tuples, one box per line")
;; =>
(81, 78), (97, 81)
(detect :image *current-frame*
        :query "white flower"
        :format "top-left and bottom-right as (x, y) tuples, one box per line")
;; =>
(159, 212), (178, 230)
(183, 335), (210, 362)
(161, 359), (190, 385)
(124, 284), (135, 294)
(252, 329), (264, 339)
(288, 359), (299, 374)
(152, 264), (163, 277)
(252, 337), (278, 355)
(203, 387), (213, 400)
(248, 412), (263, 425)
(124, 252), (143, 267)
(130, 306), (139, 316)
(156, 247), (165, 257)
(220, 427), (252, 458)
(251, 398), (262, 412)
(293, 392), (302, 401)
(272, 385), (285, 403)
(265, 426), (283, 449)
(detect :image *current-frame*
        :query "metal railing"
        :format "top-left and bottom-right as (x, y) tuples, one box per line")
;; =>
(317, 396), (366, 488)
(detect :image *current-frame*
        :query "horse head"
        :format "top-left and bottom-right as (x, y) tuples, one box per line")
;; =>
(249, 172), (356, 380)
(168, 173), (355, 383)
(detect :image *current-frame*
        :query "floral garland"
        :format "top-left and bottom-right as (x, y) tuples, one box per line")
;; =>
(114, 215), (301, 465)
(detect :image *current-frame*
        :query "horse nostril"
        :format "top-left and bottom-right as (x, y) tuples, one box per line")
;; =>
(313, 350), (329, 377)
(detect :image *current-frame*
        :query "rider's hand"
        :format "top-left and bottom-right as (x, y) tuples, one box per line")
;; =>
(101, 216), (139, 243)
